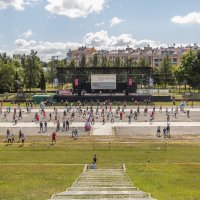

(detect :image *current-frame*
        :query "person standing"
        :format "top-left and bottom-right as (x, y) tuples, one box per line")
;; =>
(18, 109), (22, 119)
(91, 116), (95, 125)
(111, 114), (114, 123)
(39, 121), (43, 133)
(44, 121), (47, 132)
(187, 110), (190, 118)
(66, 119), (69, 131)
(6, 129), (12, 144)
(21, 133), (25, 146)
(71, 127), (75, 138)
(49, 112), (52, 121)
(166, 124), (170, 138)
(157, 126), (161, 137)
(62, 120), (66, 131)
(128, 114), (131, 124)
(93, 155), (97, 164)
(11, 132), (15, 143)
(18, 130), (22, 143)
(51, 132), (56, 144)
(163, 127), (167, 138)
(102, 116), (105, 125)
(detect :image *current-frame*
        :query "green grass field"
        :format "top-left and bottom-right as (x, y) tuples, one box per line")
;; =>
(0, 138), (200, 200)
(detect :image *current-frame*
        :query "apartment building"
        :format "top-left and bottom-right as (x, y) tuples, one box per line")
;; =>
(67, 46), (96, 65)
(66, 45), (199, 67)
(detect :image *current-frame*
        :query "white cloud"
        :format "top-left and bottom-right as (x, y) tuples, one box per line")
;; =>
(22, 29), (33, 38)
(0, 0), (37, 11)
(15, 39), (36, 46)
(13, 31), (168, 61)
(95, 22), (105, 27)
(83, 31), (109, 47)
(83, 30), (166, 49)
(171, 12), (200, 24)
(14, 38), (81, 60)
(110, 17), (125, 27)
(45, 0), (106, 18)
(110, 34), (134, 47)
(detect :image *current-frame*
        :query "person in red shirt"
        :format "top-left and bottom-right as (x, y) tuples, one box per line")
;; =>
(43, 110), (46, 119)
(120, 111), (123, 121)
(51, 132), (56, 145)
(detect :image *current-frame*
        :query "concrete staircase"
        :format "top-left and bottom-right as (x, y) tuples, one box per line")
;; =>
(50, 165), (155, 200)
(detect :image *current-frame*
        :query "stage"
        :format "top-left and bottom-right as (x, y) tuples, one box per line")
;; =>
(53, 93), (171, 103)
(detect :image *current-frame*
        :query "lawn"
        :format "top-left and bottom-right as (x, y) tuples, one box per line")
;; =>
(0, 165), (83, 200)
(0, 140), (200, 200)
(127, 163), (200, 200)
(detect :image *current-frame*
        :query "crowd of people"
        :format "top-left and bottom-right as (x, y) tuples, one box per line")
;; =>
(1, 99), (195, 145)
(5, 129), (25, 146)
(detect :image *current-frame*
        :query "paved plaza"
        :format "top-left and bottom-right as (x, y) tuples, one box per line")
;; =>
(0, 105), (200, 141)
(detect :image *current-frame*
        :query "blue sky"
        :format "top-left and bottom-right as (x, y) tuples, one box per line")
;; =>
(0, 0), (200, 60)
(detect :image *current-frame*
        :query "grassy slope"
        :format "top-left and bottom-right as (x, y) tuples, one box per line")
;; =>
(0, 165), (82, 200)
(0, 143), (200, 200)
(127, 164), (200, 200)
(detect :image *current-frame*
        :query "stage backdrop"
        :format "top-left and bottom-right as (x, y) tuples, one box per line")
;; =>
(91, 74), (116, 90)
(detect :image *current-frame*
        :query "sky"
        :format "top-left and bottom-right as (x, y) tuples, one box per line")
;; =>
(0, 0), (200, 60)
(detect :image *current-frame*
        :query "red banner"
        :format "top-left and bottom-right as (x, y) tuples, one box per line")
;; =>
(128, 78), (133, 86)
(74, 79), (79, 87)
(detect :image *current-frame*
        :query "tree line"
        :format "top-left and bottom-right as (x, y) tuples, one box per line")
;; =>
(0, 49), (200, 92)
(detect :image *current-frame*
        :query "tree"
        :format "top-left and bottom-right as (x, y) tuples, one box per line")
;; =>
(80, 54), (86, 68)
(69, 59), (76, 67)
(181, 50), (200, 90)
(93, 53), (98, 67)
(124, 57), (130, 67)
(12, 59), (25, 91)
(0, 62), (15, 92)
(171, 65), (185, 91)
(115, 56), (121, 67)
(101, 55), (108, 67)
(0, 53), (11, 64)
(137, 57), (149, 67)
(40, 70), (46, 91)
(0, 54), (23, 92)
(159, 56), (173, 86)
(23, 50), (42, 92)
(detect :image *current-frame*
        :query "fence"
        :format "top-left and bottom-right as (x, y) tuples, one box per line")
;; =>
(0, 141), (170, 151)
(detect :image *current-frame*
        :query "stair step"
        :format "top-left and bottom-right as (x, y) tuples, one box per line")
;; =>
(56, 191), (147, 195)
(51, 198), (153, 200)
(51, 167), (155, 200)
(67, 187), (138, 191)
(53, 193), (150, 199)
